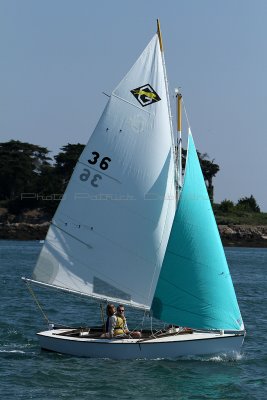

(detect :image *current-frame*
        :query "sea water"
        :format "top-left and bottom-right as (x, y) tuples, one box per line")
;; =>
(0, 241), (266, 399)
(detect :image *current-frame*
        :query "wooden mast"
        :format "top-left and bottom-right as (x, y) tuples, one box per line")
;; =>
(157, 19), (163, 52)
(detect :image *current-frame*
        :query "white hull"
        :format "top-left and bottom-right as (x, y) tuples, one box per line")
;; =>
(37, 329), (245, 360)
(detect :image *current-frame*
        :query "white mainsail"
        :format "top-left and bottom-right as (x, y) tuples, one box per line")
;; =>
(32, 34), (176, 309)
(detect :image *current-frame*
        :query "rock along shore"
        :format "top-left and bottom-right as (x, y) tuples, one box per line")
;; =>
(0, 208), (267, 247)
(218, 224), (267, 248)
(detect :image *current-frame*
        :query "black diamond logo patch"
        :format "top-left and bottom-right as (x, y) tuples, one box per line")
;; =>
(131, 84), (161, 107)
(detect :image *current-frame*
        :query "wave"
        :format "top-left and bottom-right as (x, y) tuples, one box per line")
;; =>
(179, 351), (245, 362)
(0, 349), (26, 354)
(143, 351), (245, 363)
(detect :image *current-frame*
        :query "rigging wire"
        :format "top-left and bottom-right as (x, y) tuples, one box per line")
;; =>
(182, 97), (191, 132)
(24, 280), (50, 325)
(100, 303), (106, 333)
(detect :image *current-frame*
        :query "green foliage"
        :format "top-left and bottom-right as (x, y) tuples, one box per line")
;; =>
(0, 140), (51, 202)
(215, 209), (267, 225)
(198, 152), (219, 203)
(214, 195), (265, 225)
(41, 144), (84, 214)
(1, 139), (263, 226)
(236, 195), (260, 213)
(181, 148), (220, 202)
(0, 140), (85, 215)
(54, 143), (85, 185)
(218, 199), (235, 212)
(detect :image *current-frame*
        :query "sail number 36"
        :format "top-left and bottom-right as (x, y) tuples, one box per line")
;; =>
(79, 151), (111, 187)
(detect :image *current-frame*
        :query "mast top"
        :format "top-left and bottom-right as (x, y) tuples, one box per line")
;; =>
(157, 19), (163, 52)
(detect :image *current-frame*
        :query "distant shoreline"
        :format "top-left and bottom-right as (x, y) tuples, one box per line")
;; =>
(0, 219), (267, 248)
(218, 224), (267, 248)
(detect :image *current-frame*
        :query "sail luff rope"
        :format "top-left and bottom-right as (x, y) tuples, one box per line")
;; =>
(145, 20), (178, 309)
(162, 53), (176, 173)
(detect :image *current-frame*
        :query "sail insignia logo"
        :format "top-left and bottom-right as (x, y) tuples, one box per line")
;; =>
(131, 84), (161, 107)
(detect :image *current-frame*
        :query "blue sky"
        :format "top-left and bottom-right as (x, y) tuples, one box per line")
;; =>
(0, 0), (266, 210)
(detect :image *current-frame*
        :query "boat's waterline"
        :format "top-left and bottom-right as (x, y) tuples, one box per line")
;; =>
(37, 329), (245, 360)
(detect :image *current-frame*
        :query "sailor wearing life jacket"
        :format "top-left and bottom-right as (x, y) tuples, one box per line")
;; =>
(115, 305), (141, 338)
(104, 304), (127, 338)
(115, 305), (129, 335)
(104, 304), (141, 338)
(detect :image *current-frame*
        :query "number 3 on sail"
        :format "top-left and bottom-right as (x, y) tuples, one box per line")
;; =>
(22, 19), (245, 360)
(88, 151), (112, 170)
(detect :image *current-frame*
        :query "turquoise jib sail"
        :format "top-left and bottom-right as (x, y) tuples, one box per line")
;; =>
(152, 131), (243, 330)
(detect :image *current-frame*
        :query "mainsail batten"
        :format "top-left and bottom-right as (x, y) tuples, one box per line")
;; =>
(32, 34), (176, 309)
(152, 131), (243, 331)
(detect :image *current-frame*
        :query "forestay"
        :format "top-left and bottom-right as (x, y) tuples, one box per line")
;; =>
(32, 34), (176, 309)
(152, 130), (243, 330)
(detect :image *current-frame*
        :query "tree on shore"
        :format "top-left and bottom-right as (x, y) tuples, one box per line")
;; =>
(237, 195), (260, 213)
(54, 143), (85, 186)
(198, 152), (219, 202)
(0, 140), (220, 213)
(181, 148), (220, 202)
(218, 199), (235, 212)
(217, 195), (261, 213)
(0, 141), (86, 215)
(0, 140), (51, 201)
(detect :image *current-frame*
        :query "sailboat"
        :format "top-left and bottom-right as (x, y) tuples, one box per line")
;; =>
(23, 21), (245, 359)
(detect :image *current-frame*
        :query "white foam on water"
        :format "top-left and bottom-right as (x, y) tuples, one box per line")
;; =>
(0, 349), (26, 354)
(147, 352), (246, 363)
(200, 352), (245, 362)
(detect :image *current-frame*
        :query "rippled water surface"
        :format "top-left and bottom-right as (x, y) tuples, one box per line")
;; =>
(0, 241), (266, 399)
